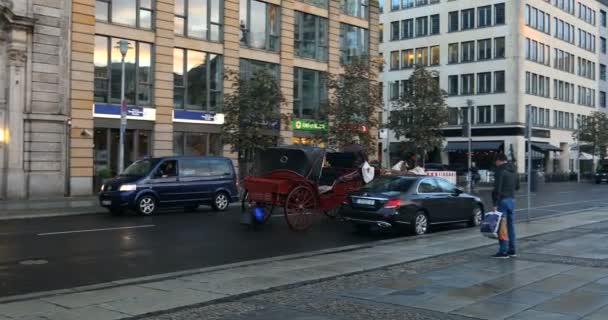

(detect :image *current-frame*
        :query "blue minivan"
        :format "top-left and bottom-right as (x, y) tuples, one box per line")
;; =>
(99, 156), (239, 215)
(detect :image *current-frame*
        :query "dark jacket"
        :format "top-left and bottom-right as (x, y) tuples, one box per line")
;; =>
(492, 162), (518, 206)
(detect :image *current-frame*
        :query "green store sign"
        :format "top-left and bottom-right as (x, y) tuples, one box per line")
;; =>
(292, 119), (328, 131)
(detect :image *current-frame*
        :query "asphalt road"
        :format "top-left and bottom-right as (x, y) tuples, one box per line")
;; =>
(1, 182), (607, 298)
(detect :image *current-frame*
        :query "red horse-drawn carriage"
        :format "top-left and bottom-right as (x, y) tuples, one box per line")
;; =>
(242, 146), (368, 231)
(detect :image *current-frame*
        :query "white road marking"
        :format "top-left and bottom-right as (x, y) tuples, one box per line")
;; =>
(38, 225), (155, 236)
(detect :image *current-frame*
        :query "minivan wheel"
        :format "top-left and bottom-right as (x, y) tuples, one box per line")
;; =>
(468, 206), (483, 227)
(411, 211), (429, 236)
(212, 192), (230, 211)
(137, 195), (157, 216)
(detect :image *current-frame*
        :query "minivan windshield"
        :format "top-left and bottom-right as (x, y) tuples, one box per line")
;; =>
(120, 159), (155, 177)
(361, 176), (415, 193)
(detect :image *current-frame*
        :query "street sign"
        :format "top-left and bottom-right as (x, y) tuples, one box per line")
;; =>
(292, 119), (328, 131)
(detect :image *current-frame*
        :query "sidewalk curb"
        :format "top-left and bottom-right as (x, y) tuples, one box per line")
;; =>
(0, 206), (600, 310)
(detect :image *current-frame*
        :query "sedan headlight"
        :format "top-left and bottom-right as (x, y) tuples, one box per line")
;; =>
(119, 184), (137, 191)
(100, 184), (105, 192)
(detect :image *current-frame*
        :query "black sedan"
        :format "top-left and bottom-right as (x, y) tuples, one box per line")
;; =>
(340, 175), (484, 235)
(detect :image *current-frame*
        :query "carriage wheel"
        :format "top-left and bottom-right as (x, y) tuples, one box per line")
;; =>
(284, 185), (317, 231)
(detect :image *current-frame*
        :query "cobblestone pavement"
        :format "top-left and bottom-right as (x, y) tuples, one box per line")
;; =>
(139, 221), (608, 320)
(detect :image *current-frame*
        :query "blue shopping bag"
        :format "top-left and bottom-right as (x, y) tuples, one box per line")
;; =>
(480, 211), (504, 239)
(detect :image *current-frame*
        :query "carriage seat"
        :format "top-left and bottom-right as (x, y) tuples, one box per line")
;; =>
(318, 185), (333, 194)
(318, 167), (341, 194)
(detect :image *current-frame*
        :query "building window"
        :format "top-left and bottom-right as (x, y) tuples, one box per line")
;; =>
(240, 0), (280, 52)
(173, 48), (222, 112)
(379, 24), (383, 43)
(494, 37), (505, 58)
(340, 23), (369, 65)
(477, 105), (491, 124)
(601, 91), (607, 108)
(402, 19), (413, 39)
(601, 64), (606, 81)
(448, 75), (458, 96)
(415, 47), (428, 66)
(173, 132), (222, 156)
(293, 68), (327, 119)
(430, 45), (440, 65)
(461, 74), (474, 95)
(402, 49), (414, 68)
(602, 37), (607, 54)
(174, 0), (222, 41)
(295, 12), (328, 61)
(447, 108), (459, 125)
(94, 35), (153, 106)
(461, 41), (474, 62)
(390, 21), (399, 41)
(495, 3), (505, 25)
(462, 9), (474, 30)
(494, 105), (505, 123)
(601, 10), (607, 27)
(448, 43), (458, 63)
(448, 11), (458, 32)
(240, 58), (280, 81)
(402, 0), (413, 9)
(415, 16), (428, 37)
(390, 51), (399, 70)
(389, 81), (399, 100)
(342, 0), (369, 19)
(477, 38), (491, 60)
(477, 72), (491, 94)
(430, 14), (440, 35)
(96, 0), (153, 29)
(478, 6), (491, 28)
(391, 0), (399, 11)
(494, 71), (505, 92)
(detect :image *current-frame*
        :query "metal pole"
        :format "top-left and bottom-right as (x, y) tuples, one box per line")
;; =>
(118, 54), (126, 174)
(467, 100), (473, 193)
(526, 105), (532, 222)
(577, 118), (581, 183)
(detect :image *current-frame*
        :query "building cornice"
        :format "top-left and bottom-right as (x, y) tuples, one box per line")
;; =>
(0, 0), (35, 32)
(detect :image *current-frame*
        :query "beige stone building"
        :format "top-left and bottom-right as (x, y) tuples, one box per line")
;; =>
(0, 0), (378, 198)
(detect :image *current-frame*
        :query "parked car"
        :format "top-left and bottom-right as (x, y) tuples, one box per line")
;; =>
(595, 166), (608, 184)
(99, 156), (239, 215)
(340, 175), (484, 235)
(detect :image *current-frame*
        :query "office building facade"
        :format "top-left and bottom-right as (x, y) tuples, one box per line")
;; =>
(380, 0), (608, 173)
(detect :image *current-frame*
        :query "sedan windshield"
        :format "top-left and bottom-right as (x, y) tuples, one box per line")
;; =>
(361, 177), (415, 193)
(120, 160), (154, 177)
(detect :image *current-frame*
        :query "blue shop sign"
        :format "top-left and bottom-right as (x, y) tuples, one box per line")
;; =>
(173, 110), (225, 124)
(93, 103), (153, 120)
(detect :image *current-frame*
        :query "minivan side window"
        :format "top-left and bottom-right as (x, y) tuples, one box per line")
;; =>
(209, 159), (231, 176)
(156, 160), (178, 178)
(180, 159), (211, 177)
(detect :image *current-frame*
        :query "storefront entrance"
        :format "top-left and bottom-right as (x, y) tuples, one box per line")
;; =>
(94, 128), (151, 188)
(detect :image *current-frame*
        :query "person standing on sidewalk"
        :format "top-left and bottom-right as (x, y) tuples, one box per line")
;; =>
(492, 154), (518, 259)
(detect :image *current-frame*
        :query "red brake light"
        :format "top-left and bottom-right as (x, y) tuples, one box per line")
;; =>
(384, 199), (404, 209)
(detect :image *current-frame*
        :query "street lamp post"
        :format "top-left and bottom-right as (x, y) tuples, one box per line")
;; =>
(466, 99), (474, 193)
(576, 118), (581, 183)
(116, 40), (131, 174)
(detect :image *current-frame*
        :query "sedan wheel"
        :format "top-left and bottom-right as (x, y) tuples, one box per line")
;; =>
(137, 195), (157, 216)
(212, 192), (230, 211)
(412, 212), (428, 235)
(468, 206), (483, 227)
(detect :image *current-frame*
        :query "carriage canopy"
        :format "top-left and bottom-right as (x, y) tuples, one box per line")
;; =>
(253, 146), (326, 180)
